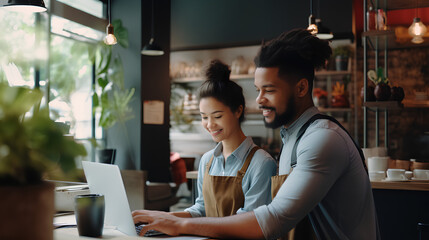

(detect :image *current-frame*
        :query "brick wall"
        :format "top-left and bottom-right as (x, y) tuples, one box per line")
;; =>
(356, 47), (429, 160)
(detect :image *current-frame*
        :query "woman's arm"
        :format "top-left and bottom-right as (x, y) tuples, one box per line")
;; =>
(169, 211), (192, 218)
(237, 151), (277, 214)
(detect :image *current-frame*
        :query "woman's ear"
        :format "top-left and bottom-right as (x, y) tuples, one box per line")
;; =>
(295, 78), (309, 97)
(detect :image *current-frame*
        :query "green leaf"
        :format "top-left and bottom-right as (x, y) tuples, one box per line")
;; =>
(112, 19), (129, 49)
(92, 92), (99, 107)
(97, 77), (108, 89)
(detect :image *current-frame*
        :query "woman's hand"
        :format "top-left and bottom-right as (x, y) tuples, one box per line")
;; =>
(132, 210), (186, 236)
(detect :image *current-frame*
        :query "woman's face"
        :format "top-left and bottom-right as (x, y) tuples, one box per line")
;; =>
(199, 97), (241, 143)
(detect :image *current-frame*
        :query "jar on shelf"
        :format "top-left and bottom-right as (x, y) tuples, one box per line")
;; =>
(377, 9), (387, 30)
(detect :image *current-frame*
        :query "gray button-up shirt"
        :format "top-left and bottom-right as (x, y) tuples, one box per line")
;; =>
(254, 107), (378, 240)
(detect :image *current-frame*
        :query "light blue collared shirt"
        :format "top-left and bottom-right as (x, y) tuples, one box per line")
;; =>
(185, 136), (277, 217)
(254, 107), (378, 240)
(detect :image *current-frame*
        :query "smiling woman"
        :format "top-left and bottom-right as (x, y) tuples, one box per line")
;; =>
(132, 60), (276, 231)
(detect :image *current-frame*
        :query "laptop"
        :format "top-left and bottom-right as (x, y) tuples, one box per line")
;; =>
(82, 161), (142, 236)
(82, 161), (207, 239)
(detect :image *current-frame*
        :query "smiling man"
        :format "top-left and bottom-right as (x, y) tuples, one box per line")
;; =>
(132, 29), (380, 240)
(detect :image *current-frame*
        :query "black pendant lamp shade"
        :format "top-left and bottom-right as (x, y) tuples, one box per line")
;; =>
(141, 37), (164, 56)
(1, 0), (47, 12)
(141, 0), (164, 56)
(316, 19), (334, 40)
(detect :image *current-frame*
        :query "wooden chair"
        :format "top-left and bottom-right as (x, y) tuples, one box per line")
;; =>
(120, 169), (179, 212)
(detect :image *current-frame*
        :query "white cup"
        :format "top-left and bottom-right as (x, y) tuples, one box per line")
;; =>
(413, 169), (429, 180)
(386, 169), (407, 180)
(368, 156), (389, 172)
(369, 171), (386, 181)
(405, 171), (413, 180)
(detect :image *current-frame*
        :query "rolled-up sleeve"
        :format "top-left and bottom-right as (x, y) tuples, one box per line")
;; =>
(184, 152), (210, 217)
(236, 151), (277, 214)
(254, 128), (349, 239)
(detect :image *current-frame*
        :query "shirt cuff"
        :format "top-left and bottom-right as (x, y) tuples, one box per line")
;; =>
(253, 205), (271, 239)
(184, 208), (203, 218)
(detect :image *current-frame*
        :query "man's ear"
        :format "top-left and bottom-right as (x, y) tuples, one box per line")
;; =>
(295, 78), (309, 97)
(235, 105), (244, 119)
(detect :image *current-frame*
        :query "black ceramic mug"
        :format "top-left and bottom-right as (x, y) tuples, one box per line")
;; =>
(74, 194), (105, 237)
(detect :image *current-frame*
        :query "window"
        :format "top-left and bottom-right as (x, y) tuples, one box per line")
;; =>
(0, 1), (107, 163)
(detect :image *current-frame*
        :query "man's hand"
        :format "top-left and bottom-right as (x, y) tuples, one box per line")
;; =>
(132, 210), (185, 236)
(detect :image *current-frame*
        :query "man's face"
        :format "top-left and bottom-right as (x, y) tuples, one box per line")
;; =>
(254, 67), (296, 129)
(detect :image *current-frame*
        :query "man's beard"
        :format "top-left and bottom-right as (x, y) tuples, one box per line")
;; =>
(262, 96), (296, 129)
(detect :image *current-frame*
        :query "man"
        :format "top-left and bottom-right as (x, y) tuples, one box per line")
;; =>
(133, 29), (379, 240)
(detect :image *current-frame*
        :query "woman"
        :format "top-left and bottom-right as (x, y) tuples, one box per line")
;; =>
(135, 60), (276, 221)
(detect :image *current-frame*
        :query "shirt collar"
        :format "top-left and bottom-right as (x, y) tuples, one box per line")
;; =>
(212, 136), (254, 161)
(280, 106), (320, 141)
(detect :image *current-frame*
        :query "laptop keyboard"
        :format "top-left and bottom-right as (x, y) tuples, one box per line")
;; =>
(135, 224), (165, 237)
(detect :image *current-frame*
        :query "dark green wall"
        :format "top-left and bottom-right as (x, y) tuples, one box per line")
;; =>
(171, 0), (353, 50)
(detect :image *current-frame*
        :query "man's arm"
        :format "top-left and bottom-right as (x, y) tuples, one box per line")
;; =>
(132, 210), (264, 239)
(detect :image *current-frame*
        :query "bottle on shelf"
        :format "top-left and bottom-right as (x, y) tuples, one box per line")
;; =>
(366, 6), (377, 31)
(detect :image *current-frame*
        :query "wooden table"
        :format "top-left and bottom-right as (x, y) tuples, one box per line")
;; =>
(54, 214), (207, 239)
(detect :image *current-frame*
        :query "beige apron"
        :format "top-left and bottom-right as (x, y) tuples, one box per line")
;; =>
(202, 147), (259, 217)
(271, 171), (317, 240)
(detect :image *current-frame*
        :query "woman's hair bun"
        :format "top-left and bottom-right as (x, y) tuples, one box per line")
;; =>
(205, 60), (231, 82)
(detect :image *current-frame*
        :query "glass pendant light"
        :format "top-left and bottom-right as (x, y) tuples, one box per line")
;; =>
(1, 0), (47, 13)
(141, 0), (164, 56)
(409, 17), (427, 44)
(104, 0), (117, 45)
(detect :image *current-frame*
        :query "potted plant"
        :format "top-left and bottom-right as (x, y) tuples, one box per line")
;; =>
(333, 45), (353, 71)
(312, 88), (328, 108)
(331, 81), (350, 107)
(367, 67), (392, 101)
(90, 19), (135, 164)
(0, 84), (87, 240)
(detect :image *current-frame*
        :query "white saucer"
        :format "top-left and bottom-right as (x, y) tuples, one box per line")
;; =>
(411, 177), (429, 182)
(382, 178), (409, 182)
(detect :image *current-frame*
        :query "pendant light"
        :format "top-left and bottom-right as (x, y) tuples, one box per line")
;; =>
(104, 0), (117, 45)
(141, 0), (164, 56)
(316, 19), (333, 39)
(408, 2), (427, 44)
(315, 0), (333, 40)
(307, 0), (318, 35)
(1, 0), (47, 13)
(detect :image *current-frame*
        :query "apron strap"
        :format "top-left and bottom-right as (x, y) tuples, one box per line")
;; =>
(290, 114), (367, 173)
(205, 155), (215, 175)
(237, 146), (260, 178)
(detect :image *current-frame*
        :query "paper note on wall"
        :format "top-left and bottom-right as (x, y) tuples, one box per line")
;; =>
(143, 100), (164, 125)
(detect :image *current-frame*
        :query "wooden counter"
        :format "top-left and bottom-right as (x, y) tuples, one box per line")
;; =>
(371, 180), (429, 191)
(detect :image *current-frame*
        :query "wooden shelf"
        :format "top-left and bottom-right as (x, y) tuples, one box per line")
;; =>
(363, 101), (404, 110)
(315, 70), (352, 77)
(402, 99), (429, 108)
(183, 109), (261, 116)
(362, 30), (429, 50)
(172, 74), (254, 83)
(318, 107), (352, 113)
(173, 71), (352, 83)
(371, 0), (429, 11)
